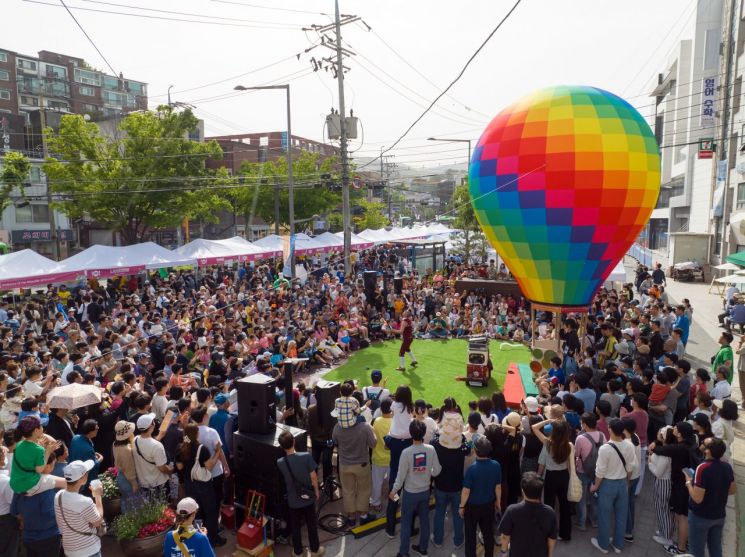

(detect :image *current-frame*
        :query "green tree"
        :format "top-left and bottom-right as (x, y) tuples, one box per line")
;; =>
(451, 181), (482, 262)
(353, 199), (388, 230)
(236, 152), (341, 230)
(43, 106), (230, 245)
(0, 151), (31, 213)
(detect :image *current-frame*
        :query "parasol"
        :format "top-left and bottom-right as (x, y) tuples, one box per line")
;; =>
(46, 384), (102, 410)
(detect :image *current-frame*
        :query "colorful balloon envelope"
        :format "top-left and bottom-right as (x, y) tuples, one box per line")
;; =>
(469, 85), (660, 308)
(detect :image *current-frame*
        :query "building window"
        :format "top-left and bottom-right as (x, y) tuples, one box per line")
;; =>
(0, 70), (8, 81)
(738, 183), (745, 210)
(0, 89), (10, 101)
(74, 68), (101, 86)
(44, 64), (67, 79)
(0, 52), (7, 63)
(15, 204), (49, 223)
(29, 167), (42, 183)
(16, 59), (37, 72)
(79, 86), (95, 96)
(19, 96), (38, 107)
(46, 99), (69, 110)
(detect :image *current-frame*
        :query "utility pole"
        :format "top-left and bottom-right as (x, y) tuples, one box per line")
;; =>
(334, 0), (351, 276)
(38, 93), (60, 260)
(718, 0), (737, 260)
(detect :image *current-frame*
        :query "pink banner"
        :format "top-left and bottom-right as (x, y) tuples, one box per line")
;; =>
(0, 270), (81, 290)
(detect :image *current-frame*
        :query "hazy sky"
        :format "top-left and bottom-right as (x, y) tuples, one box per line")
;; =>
(6, 0), (695, 168)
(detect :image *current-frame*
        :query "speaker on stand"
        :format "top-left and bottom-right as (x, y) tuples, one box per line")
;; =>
(236, 374), (277, 434)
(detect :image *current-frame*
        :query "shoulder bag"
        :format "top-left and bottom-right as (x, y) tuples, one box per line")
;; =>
(282, 455), (315, 501)
(55, 491), (106, 537)
(134, 437), (157, 466)
(567, 442), (583, 502)
(190, 444), (212, 483)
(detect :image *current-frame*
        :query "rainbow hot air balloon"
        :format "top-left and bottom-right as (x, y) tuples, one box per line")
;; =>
(469, 86), (660, 308)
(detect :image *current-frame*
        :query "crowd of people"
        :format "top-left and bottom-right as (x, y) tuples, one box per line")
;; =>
(0, 252), (737, 557)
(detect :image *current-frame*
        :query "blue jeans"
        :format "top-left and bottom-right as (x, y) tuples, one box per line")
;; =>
(626, 477), (639, 535)
(688, 511), (725, 557)
(400, 490), (431, 556)
(433, 488), (464, 546)
(597, 478), (628, 551)
(577, 473), (596, 528)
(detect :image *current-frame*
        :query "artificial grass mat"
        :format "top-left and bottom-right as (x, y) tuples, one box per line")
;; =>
(321, 339), (532, 410)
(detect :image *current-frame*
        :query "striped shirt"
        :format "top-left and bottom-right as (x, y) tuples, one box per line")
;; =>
(54, 490), (101, 557)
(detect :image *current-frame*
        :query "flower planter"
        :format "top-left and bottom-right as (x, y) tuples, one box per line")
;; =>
(119, 530), (168, 557)
(103, 497), (121, 522)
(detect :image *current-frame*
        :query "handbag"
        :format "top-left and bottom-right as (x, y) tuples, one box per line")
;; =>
(282, 455), (315, 501)
(55, 491), (107, 537)
(567, 442), (583, 503)
(190, 444), (212, 483)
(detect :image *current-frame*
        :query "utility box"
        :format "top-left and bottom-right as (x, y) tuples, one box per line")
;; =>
(326, 113), (358, 140)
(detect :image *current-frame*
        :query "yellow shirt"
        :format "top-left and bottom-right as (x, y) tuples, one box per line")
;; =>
(371, 416), (393, 467)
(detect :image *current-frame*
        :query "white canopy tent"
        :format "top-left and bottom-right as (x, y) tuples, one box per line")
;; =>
(251, 235), (284, 258)
(314, 232), (344, 250)
(174, 238), (263, 266)
(293, 233), (329, 255)
(56, 242), (196, 279)
(334, 231), (375, 250)
(715, 273), (745, 284)
(0, 249), (80, 289)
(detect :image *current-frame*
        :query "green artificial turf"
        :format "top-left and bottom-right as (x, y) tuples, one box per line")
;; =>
(322, 338), (532, 410)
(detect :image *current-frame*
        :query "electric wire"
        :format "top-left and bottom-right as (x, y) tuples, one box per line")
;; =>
(58, 0), (119, 77)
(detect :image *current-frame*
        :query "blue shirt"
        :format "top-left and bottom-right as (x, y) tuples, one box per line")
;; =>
(574, 388), (597, 415)
(209, 409), (230, 458)
(163, 528), (216, 557)
(10, 489), (60, 541)
(69, 434), (99, 482)
(463, 458), (502, 505)
(547, 367), (565, 387)
(18, 410), (49, 428)
(674, 314), (690, 344)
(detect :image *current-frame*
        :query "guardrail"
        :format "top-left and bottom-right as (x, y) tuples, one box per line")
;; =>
(627, 243), (653, 267)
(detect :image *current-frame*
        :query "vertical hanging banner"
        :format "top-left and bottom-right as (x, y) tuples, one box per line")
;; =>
(701, 75), (717, 128)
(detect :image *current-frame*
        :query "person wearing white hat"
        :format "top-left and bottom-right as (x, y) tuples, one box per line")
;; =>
(132, 413), (172, 500)
(54, 460), (104, 557)
(163, 497), (215, 557)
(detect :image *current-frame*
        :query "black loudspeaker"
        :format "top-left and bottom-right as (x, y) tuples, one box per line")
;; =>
(236, 374), (276, 434)
(233, 425), (308, 523)
(363, 270), (377, 298)
(314, 379), (339, 431)
(394, 277), (403, 295)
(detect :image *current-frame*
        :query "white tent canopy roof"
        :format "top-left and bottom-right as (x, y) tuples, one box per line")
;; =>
(175, 238), (263, 265)
(56, 242), (195, 278)
(0, 249), (80, 289)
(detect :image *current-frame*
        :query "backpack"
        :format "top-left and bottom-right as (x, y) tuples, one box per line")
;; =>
(364, 387), (383, 412)
(580, 432), (602, 479)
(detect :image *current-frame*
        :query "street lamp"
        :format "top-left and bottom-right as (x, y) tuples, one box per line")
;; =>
(234, 84), (295, 277)
(427, 137), (472, 169)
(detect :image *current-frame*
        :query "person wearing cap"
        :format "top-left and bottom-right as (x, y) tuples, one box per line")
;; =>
(113, 421), (139, 512)
(427, 312), (449, 338)
(163, 497), (216, 557)
(208, 393), (231, 460)
(132, 413), (172, 500)
(54, 459), (104, 557)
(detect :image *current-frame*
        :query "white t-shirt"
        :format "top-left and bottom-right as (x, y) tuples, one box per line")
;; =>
(389, 402), (413, 439)
(151, 394), (168, 421)
(22, 379), (43, 398)
(54, 490), (101, 557)
(132, 436), (169, 488)
(0, 469), (12, 515)
(198, 425), (223, 478)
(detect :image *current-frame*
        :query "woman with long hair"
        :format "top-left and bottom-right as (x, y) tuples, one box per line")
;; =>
(649, 426), (675, 547)
(437, 397), (464, 450)
(490, 391), (509, 423)
(712, 398), (738, 463)
(533, 418), (573, 541)
(385, 385), (414, 538)
(112, 421), (140, 512)
(650, 421), (698, 554)
(176, 424), (225, 547)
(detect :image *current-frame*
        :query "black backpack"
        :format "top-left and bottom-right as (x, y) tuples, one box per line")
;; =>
(580, 432), (602, 479)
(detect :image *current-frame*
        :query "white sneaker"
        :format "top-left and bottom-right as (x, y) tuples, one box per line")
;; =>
(591, 538), (609, 554)
(653, 535), (671, 546)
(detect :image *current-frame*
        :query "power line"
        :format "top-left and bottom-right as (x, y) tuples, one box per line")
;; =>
(24, 0), (301, 30)
(58, 0), (119, 77)
(210, 0), (327, 16)
(357, 0), (523, 170)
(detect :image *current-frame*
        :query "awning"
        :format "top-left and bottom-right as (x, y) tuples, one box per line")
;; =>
(56, 243), (196, 279)
(0, 249), (80, 289)
(726, 250), (745, 266)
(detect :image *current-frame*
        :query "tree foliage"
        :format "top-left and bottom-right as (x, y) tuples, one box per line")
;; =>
(0, 151), (31, 214)
(451, 181), (483, 262)
(43, 106), (230, 245)
(236, 152), (341, 229)
(353, 199), (388, 230)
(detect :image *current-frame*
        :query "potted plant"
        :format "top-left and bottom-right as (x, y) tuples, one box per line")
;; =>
(99, 468), (121, 521)
(112, 499), (176, 557)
